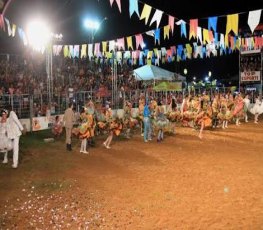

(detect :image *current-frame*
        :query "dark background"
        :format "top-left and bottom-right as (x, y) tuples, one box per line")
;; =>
(0, 0), (262, 81)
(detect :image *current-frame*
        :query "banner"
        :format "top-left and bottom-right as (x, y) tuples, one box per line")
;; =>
(240, 50), (262, 82)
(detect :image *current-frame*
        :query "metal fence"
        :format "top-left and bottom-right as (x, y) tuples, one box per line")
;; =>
(0, 87), (259, 120)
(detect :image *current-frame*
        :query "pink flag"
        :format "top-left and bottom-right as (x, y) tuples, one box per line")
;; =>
(135, 34), (144, 49)
(169, 16), (175, 34)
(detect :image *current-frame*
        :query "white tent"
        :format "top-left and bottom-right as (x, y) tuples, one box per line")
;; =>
(133, 65), (175, 81)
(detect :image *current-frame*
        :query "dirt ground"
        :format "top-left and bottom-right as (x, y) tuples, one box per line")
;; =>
(0, 121), (263, 229)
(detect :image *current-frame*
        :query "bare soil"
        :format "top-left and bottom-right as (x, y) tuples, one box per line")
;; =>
(0, 122), (263, 229)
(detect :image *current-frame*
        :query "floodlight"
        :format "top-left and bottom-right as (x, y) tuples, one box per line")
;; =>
(84, 19), (100, 30)
(27, 20), (51, 51)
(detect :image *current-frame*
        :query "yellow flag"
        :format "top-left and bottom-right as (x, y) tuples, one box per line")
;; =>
(203, 29), (209, 44)
(185, 44), (192, 59)
(80, 44), (87, 58)
(140, 4), (152, 24)
(127, 36), (133, 50)
(64, 45), (69, 58)
(147, 50), (153, 59)
(226, 14), (239, 35)
(102, 41), (107, 54)
(12, 24), (16, 37)
(163, 25), (170, 40)
(147, 59), (152, 65)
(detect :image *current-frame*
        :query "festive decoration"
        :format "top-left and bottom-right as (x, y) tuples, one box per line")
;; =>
(149, 9), (163, 28)
(225, 14), (239, 47)
(140, 4), (152, 25)
(169, 16), (175, 34)
(163, 25), (170, 40)
(248, 10), (262, 33)
(129, 0), (139, 18)
(208, 17), (218, 31)
(189, 19), (198, 39)
(109, 0), (122, 13)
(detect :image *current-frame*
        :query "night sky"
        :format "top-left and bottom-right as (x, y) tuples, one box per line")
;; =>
(0, 0), (262, 80)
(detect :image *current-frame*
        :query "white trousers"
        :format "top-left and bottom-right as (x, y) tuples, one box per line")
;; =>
(12, 137), (20, 167)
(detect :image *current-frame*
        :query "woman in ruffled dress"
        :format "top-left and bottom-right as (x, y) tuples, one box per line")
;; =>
(218, 95), (230, 129)
(0, 110), (13, 164)
(78, 107), (89, 154)
(233, 93), (244, 126)
(103, 105), (122, 149)
(196, 99), (212, 139)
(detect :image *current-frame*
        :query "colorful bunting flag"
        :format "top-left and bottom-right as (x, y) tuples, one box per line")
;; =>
(208, 17), (218, 31)
(135, 34), (144, 49)
(4, 18), (12, 36)
(11, 24), (16, 37)
(80, 44), (87, 58)
(163, 25), (170, 40)
(248, 10), (262, 33)
(140, 4), (152, 25)
(149, 9), (163, 28)
(0, 14), (5, 31)
(176, 20), (187, 38)
(225, 14), (239, 35)
(154, 28), (160, 45)
(117, 38), (125, 50)
(189, 19), (198, 39)
(109, 0), (122, 13)
(126, 36), (133, 50)
(129, 0), (139, 18)
(197, 27), (202, 44)
(169, 16), (175, 34)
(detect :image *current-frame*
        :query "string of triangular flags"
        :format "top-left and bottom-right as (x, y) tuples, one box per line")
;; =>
(53, 34), (262, 67)
(0, 7), (262, 65)
(0, 13), (28, 45)
(113, 0), (262, 36)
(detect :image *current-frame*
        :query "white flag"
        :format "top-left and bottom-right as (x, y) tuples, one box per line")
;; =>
(149, 9), (163, 28)
(248, 10), (261, 33)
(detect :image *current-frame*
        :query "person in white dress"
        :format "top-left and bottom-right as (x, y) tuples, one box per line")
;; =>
(0, 110), (13, 164)
(243, 94), (250, 123)
(250, 95), (263, 123)
(6, 106), (24, 168)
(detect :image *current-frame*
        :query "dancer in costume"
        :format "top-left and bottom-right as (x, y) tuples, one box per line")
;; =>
(156, 106), (169, 142)
(233, 93), (244, 126)
(103, 105), (123, 149)
(86, 100), (96, 147)
(167, 96), (180, 134)
(212, 94), (220, 128)
(78, 107), (89, 154)
(0, 110), (13, 164)
(181, 94), (193, 127)
(250, 95), (263, 123)
(243, 94), (250, 123)
(218, 95), (230, 129)
(196, 99), (212, 139)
